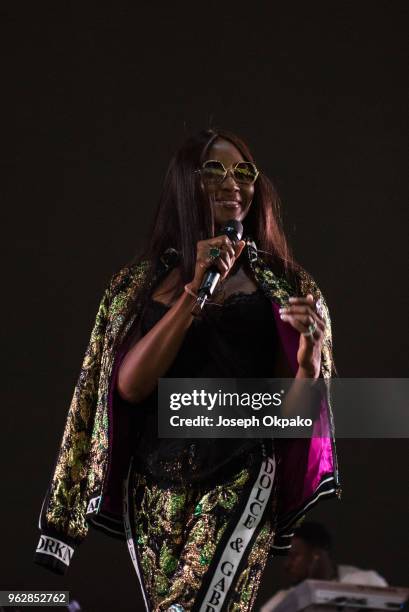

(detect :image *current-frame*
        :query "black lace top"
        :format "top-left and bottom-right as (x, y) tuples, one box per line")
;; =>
(131, 287), (278, 486)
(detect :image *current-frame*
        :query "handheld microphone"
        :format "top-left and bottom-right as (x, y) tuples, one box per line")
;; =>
(193, 220), (244, 314)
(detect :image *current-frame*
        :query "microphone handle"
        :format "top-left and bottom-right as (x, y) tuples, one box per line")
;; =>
(198, 267), (220, 298)
(192, 220), (243, 315)
(192, 269), (220, 315)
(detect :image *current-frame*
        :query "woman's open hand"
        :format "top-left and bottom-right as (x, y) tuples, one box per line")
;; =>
(191, 236), (246, 290)
(279, 294), (326, 379)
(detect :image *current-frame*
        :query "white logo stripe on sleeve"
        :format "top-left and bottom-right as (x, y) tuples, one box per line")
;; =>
(36, 535), (74, 567)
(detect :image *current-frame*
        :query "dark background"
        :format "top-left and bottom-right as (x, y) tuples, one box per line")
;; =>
(2, 3), (408, 611)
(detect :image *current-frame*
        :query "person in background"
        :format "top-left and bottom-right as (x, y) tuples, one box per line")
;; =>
(261, 521), (388, 611)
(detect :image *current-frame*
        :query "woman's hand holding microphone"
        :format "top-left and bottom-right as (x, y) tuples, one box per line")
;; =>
(187, 236), (246, 294)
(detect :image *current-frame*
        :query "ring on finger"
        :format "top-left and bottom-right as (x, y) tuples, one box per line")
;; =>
(302, 321), (317, 337)
(208, 246), (221, 261)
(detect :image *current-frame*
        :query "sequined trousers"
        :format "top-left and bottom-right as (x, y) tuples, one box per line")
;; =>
(123, 459), (278, 612)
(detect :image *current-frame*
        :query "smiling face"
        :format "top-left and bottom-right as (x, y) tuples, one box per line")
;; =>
(202, 138), (255, 231)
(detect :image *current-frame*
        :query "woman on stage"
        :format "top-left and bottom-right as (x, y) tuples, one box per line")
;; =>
(35, 129), (340, 611)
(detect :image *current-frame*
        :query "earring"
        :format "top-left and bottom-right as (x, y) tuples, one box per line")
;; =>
(246, 238), (258, 263)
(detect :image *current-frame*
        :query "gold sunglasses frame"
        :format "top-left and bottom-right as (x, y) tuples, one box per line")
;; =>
(195, 159), (260, 185)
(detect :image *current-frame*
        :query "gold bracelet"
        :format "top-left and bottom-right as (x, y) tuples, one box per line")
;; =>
(184, 284), (198, 299)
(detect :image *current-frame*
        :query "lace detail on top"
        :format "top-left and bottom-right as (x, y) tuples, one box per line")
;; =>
(150, 288), (261, 310)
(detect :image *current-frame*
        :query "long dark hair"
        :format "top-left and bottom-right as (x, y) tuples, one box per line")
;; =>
(119, 129), (299, 343)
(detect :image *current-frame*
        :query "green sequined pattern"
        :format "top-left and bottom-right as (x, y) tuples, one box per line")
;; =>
(129, 468), (278, 611)
(41, 248), (337, 561)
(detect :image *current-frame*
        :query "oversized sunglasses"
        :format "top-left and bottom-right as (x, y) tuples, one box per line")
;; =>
(197, 160), (259, 185)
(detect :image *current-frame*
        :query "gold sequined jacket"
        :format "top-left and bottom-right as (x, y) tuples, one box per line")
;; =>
(34, 243), (340, 574)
